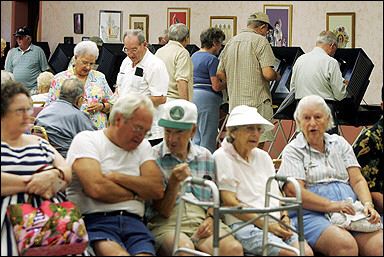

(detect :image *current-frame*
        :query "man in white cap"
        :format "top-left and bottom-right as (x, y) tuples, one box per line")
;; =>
(146, 99), (243, 256)
(213, 105), (313, 256)
(217, 12), (281, 147)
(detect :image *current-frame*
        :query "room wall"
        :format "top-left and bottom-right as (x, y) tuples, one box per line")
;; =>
(1, 1), (383, 104)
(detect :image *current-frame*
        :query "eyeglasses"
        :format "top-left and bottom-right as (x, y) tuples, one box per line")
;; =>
(128, 122), (152, 137)
(9, 107), (33, 116)
(122, 46), (139, 54)
(240, 125), (264, 133)
(78, 59), (96, 68)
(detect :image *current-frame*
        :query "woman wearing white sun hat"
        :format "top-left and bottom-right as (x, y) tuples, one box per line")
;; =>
(213, 105), (313, 256)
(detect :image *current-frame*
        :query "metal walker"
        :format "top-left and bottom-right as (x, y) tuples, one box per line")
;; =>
(172, 175), (305, 256)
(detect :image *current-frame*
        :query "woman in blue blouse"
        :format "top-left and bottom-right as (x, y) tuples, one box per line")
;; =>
(192, 27), (226, 153)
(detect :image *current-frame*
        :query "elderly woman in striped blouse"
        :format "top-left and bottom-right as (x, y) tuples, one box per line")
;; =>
(278, 95), (382, 256)
(1, 81), (72, 256)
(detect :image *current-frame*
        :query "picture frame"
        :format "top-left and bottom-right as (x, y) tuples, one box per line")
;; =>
(73, 13), (83, 34)
(167, 7), (190, 31)
(99, 10), (122, 43)
(326, 12), (355, 48)
(129, 14), (149, 42)
(263, 4), (293, 47)
(210, 16), (237, 44)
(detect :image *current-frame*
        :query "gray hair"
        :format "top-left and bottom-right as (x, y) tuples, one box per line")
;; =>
(1, 70), (15, 84)
(37, 71), (54, 93)
(225, 126), (239, 144)
(74, 40), (99, 59)
(316, 31), (337, 46)
(109, 94), (155, 125)
(168, 23), (189, 42)
(59, 78), (84, 104)
(294, 95), (334, 130)
(123, 29), (146, 43)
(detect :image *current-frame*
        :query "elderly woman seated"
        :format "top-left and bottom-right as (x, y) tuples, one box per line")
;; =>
(1, 81), (72, 255)
(31, 71), (54, 105)
(278, 95), (383, 256)
(213, 105), (313, 256)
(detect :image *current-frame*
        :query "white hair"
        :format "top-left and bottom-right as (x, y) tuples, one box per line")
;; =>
(294, 95), (334, 130)
(1, 70), (15, 84)
(74, 40), (99, 59)
(109, 94), (155, 125)
(37, 71), (54, 92)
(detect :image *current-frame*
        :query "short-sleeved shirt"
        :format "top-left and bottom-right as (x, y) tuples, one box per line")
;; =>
(278, 132), (360, 186)
(146, 141), (216, 221)
(66, 130), (155, 217)
(47, 68), (114, 129)
(353, 117), (383, 193)
(213, 138), (281, 225)
(290, 47), (347, 101)
(116, 49), (169, 140)
(155, 40), (193, 100)
(192, 51), (222, 97)
(5, 44), (49, 91)
(35, 99), (96, 158)
(217, 28), (275, 111)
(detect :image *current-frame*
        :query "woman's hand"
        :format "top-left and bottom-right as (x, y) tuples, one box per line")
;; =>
(364, 203), (381, 224)
(25, 169), (64, 199)
(268, 222), (293, 240)
(328, 200), (356, 215)
(87, 102), (103, 113)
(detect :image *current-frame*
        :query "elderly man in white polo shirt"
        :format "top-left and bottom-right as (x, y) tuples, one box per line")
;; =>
(116, 29), (169, 146)
(213, 105), (313, 256)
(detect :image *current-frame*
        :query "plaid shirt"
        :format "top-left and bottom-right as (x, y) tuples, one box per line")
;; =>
(146, 141), (217, 221)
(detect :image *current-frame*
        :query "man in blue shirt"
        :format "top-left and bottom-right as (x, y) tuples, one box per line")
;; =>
(35, 78), (96, 158)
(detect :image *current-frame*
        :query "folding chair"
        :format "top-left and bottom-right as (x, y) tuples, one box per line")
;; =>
(31, 125), (49, 141)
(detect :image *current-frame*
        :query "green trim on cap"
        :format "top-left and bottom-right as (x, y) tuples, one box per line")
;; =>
(158, 119), (193, 130)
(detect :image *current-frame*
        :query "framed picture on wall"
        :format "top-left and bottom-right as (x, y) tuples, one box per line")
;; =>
(210, 16), (237, 44)
(326, 12), (355, 48)
(129, 14), (149, 41)
(99, 10), (122, 43)
(263, 4), (293, 47)
(167, 7), (190, 31)
(73, 13), (83, 34)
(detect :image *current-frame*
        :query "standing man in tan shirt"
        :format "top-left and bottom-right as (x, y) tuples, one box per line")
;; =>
(217, 12), (281, 145)
(155, 23), (193, 101)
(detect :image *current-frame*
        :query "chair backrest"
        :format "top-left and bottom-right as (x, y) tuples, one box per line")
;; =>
(32, 101), (46, 107)
(30, 125), (49, 141)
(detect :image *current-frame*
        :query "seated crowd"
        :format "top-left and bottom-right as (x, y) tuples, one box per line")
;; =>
(1, 16), (383, 257)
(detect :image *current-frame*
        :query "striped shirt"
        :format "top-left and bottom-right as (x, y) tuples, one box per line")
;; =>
(146, 141), (216, 221)
(278, 132), (360, 185)
(4, 44), (49, 91)
(217, 28), (276, 111)
(1, 138), (66, 256)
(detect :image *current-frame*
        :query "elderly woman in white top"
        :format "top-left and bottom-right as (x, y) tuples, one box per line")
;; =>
(278, 95), (382, 256)
(213, 105), (313, 256)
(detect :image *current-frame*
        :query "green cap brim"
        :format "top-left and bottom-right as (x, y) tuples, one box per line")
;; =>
(158, 119), (193, 130)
